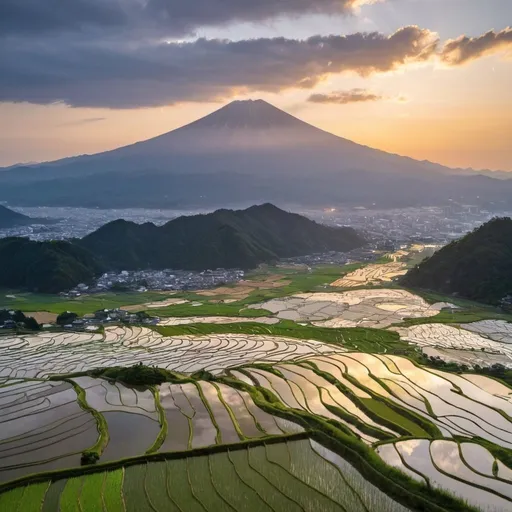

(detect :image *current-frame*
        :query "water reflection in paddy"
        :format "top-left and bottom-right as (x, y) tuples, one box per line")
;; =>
(396, 439), (512, 511)
(101, 412), (160, 461)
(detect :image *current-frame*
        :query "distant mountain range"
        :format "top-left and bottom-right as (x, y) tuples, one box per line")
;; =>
(1, 99), (511, 210)
(402, 217), (512, 305)
(0, 204), (365, 292)
(0, 205), (56, 229)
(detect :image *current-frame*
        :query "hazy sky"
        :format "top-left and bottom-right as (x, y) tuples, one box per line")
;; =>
(0, 0), (511, 170)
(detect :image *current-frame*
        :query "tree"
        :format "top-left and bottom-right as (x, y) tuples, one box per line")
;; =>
(135, 311), (150, 322)
(24, 316), (41, 331)
(56, 311), (78, 326)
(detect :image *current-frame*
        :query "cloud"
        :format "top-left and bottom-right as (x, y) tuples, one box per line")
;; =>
(441, 27), (512, 65)
(0, 26), (439, 108)
(148, 0), (370, 35)
(308, 89), (383, 104)
(57, 117), (106, 127)
(0, 0), (374, 37)
(0, 0), (128, 36)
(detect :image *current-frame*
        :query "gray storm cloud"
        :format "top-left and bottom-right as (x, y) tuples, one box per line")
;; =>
(0, 0), (365, 37)
(145, 0), (371, 35)
(0, 27), (438, 108)
(441, 27), (512, 65)
(308, 89), (384, 104)
(0, 0), (128, 35)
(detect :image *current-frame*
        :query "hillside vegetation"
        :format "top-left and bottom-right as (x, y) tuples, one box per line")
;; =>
(79, 203), (365, 271)
(0, 238), (103, 293)
(0, 205), (364, 293)
(402, 217), (512, 304)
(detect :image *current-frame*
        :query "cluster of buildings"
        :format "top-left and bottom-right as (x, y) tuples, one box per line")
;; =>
(63, 308), (159, 330)
(281, 245), (383, 266)
(0, 318), (16, 330)
(303, 205), (504, 246)
(61, 268), (245, 297)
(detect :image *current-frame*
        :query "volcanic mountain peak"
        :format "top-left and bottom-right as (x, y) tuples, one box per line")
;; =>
(124, 97), (331, 155)
(183, 98), (310, 130)
(1, 99), (511, 210)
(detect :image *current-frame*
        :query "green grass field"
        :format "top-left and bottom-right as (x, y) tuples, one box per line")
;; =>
(360, 398), (430, 437)
(149, 302), (270, 318)
(0, 262), (361, 317)
(0, 290), (175, 315)
(396, 307), (512, 327)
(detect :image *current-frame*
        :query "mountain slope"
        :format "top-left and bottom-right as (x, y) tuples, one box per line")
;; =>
(0, 205), (33, 228)
(0, 205), (58, 228)
(0, 238), (103, 293)
(2, 99), (511, 209)
(79, 203), (366, 270)
(401, 217), (512, 304)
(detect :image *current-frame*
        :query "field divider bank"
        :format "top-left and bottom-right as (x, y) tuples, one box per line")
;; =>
(66, 379), (109, 464)
(145, 386), (167, 454)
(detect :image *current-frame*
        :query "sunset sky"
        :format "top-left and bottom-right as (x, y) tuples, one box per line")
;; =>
(0, 0), (511, 171)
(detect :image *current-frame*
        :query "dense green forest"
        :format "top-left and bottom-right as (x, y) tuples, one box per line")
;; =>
(0, 205), (365, 293)
(402, 217), (512, 304)
(79, 203), (365, 271)
(0, 238), (103, 293)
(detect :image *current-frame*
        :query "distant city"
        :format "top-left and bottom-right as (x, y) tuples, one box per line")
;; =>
(303, 204), (503, 245)
(0, 203), (502, 246)
(64, 268), (245, 297)
(1, 203), (506, 295)
(0, 205), (210, 240)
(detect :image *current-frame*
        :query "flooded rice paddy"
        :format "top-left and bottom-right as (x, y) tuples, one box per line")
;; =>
(0, 326), (345, 378)
(1, 276), (512, 510)
(393, 323), (512, 367)
(249, 289), (452, 328)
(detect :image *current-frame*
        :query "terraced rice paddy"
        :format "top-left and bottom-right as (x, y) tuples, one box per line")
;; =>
(379, 439), (512, 511)
(330, 262), (408, 287)
(0, 373), (303, 483)
(0, 381), (98, 483)
(393, 323), (512, 367)
(462, 320), (512, 344)
(0, 327), (344, 379)
(422, 346), (512, 368)
(244, 363), (396, 443)
(0, 440), (412, 512)
(2, 256), (512, 512)
(249, 289), (452, 328)
(236, 353), (512, 448)
(160, 380), (299, 450)
(158, 316), (279, 326)
(6, 335), (512, 487)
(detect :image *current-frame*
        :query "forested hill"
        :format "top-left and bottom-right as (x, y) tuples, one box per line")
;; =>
(0, 205), (364, 292)
(79, 203), (366, 271)
(0, 238), (103, 293)
(401, 217), (512, 304)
